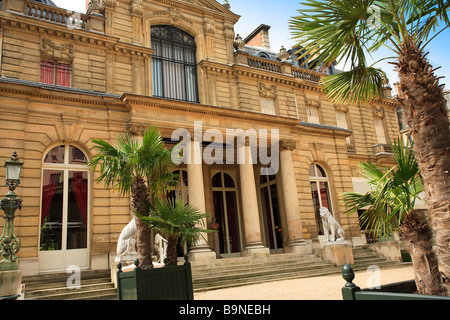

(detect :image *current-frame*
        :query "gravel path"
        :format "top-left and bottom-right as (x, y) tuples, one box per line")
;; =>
(195, 264), (415, 300)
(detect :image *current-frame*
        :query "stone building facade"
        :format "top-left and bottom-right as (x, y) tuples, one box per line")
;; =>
(0, 0), (399, 276)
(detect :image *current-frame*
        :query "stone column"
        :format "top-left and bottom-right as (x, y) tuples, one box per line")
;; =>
(279, 139), (311, 254)
(238, 138), (270, 258)
(187, 138), (216, 263)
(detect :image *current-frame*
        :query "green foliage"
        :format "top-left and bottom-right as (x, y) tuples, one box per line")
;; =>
(289, 0), (450, 104)
(341, 139), (423, 239)
(138, 198), (214, 248)
(88, 126), (176, 199)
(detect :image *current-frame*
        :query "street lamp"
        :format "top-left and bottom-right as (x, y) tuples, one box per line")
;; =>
(0, 152), (23, 271)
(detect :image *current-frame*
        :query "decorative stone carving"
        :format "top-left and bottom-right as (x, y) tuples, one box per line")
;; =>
(278, 46), (290, 62)
(153, 7), (193, 25)
(258, 82), (277, 99)
(116, 219), (137, 259)
(280, 139), (296, 151)
(222, 0), (231, 10)
(224, 25), (235, 40)
(40, 38), (74, 62)
(320, 207), (345, 243)
(131, 0), (143, 16)
(334, 104), (349, 112)
(305, 99), (321, 108)
(87, 0), (106, 15)
(233, 34), (245, 51)
(127, 124), (146, 136)
(372, 105), (385, 118)
(204, 20), (215, 35)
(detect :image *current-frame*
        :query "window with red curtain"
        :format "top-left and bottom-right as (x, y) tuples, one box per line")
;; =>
(40, 60), (54, 85)
(40, 60), (71, 87)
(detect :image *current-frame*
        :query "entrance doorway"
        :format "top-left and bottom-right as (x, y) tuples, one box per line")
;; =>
(259, 174), (283, 253)
(39, 144), (90, 272)
(212, 171), (243, 257)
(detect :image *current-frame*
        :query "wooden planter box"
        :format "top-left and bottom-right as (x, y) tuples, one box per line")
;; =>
(341, 264), (450, 301)
(117, 256), (194, 300)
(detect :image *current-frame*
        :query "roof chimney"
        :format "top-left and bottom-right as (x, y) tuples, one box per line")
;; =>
(244, 24), (271, 51)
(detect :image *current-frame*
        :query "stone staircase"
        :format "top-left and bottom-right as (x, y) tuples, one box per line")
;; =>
(20, 245), (405, 299)
(191, 245), (404, 292)
(22, 269), (116, 300)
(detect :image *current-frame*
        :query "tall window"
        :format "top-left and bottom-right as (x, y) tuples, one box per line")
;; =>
(306, 105), (320, 124)
(336, 111), (353, 145)
(151, 26), (199, 103)
(374, 117), (387, 145)
(309, 164), (333, 235)
(41, 60), (71, 87)
(40, 145), (89, 253)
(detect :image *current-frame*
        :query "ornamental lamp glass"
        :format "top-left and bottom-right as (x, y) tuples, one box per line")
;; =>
(5, 152), (23, 191)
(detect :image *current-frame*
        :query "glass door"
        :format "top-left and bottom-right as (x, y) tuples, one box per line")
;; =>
(39, 145), (89, 272)
(259, 174), (283, 253)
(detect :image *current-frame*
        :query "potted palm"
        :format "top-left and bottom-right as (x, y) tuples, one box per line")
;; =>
(341, 139), (446, 297)
(139, 198), (213, 267)
(90, 127), (204, 300)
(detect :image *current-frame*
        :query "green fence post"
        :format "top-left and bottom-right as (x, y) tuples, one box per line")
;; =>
(341, 264), (361, 300)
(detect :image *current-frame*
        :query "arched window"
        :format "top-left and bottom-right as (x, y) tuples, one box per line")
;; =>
(309, 164), (333, 235)
(151, 25), (199, 103)
(39, 144), (90, 271)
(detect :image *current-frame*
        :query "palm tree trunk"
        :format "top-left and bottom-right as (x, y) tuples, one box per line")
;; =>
(166, 235), (179, 266)
(397, 40), (450, 295)
(400, 210), (444, 295)
(132, 177), (154, 269)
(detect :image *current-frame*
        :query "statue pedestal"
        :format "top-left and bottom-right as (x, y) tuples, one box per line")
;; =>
(0, 270), (22, 299)
(321, 241), (354, 266)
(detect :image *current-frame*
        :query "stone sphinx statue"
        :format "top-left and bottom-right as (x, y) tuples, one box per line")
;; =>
(116, 218), (137, 259)
(320, 207), (345, 243)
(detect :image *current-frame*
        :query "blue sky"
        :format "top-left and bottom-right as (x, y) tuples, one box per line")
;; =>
(53, 0), (449, 90)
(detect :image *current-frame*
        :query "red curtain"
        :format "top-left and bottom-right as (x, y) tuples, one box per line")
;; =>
(56, 63), (71, 87)
(72, 173), (88, 224)
(41, 172), (60, 225)
(40, 60), (54, 85)
(40, 61), (71, 87)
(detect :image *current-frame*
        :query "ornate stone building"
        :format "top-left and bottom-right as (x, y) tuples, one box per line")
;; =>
(0, 0), (400, 276)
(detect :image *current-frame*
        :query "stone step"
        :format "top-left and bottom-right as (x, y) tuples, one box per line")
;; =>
(192, 246), (404, 292)
(22, 269), (116, 300)
(191, 255), (321, 274)
(27, 286), (118, 300)
(26, 282), (115, 299)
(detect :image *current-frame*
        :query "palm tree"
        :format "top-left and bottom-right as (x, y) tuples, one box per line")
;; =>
(342, 139), (445, 295)
(89, 127), (176, 269)
(290, 0), (450, 295)
(139, 198), (213, 266)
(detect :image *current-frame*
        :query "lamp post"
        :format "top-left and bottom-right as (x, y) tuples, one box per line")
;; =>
(0, 152), (23, 271)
